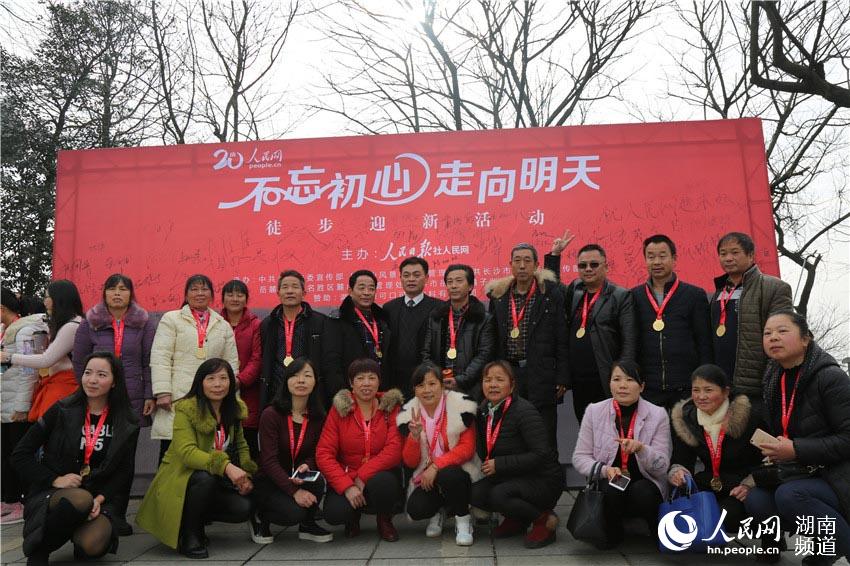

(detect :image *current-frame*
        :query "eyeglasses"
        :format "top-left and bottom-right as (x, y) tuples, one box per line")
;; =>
(577, 262), (602, 270)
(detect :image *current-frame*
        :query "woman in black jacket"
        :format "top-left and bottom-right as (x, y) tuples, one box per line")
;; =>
(470, 361), (562, 549)
(745, 311), (850, 562)
(12, 352), (140, 566)
(669, 364), (762, 531)
(421, 264), (496, 396)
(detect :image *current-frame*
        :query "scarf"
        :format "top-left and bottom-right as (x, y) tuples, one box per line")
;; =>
(697, 398), (729, 447)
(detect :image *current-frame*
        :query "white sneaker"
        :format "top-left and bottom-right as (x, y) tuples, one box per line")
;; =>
(425, 511), (444, 537)
(455, 514), (474, 546)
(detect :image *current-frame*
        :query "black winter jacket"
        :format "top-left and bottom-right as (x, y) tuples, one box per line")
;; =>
(670, 395), (762, 496)
(421, 296), (496, 394)
(763, 342), (850, 520)
(485, 269), (569, 408)
(631, 275), (712, 392)
(260, 302), (342, 408)
(475, 394), (562, 487)
(12, 397), (139, 555)
(383, 294), (440, 396)
(331, 297), (392, 389)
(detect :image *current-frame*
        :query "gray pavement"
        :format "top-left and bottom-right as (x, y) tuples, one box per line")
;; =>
(1, 492), (845, 565)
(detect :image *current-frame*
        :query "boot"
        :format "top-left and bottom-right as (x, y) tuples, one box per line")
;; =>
(524, 511), (558, 549)
(454, 514), (474, 546)
(344, 511), (361, 538)
(493, 516), (526, 538)
(376, 513), (399, 542)
(179, 472), (214, 559)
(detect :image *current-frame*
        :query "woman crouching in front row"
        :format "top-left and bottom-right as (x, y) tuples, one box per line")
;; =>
(397, 362), (481, 545)
(136, 359), (256, 559)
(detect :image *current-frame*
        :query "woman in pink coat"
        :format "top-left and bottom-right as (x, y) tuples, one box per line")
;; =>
(572, 360), (671, 548)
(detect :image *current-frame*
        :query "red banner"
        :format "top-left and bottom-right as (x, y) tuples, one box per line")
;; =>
(53, 118), (778, 311)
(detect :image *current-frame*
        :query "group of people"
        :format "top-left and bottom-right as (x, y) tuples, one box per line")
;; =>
(1, 229), (848, 566)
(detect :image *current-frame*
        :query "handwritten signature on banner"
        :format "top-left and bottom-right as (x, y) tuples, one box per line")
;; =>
(217, 153), (601, 212)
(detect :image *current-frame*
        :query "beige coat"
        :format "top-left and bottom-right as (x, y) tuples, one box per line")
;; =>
(150, 306), (239, 439)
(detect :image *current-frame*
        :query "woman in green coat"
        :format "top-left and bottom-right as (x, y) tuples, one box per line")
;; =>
(137, 358), (257, 559)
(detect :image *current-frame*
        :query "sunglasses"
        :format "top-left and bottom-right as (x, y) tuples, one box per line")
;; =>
(577, 262), (603, 270)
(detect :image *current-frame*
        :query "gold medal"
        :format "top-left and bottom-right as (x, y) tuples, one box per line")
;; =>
(710, 476), (723, 492)
(196, 346), (206, 359)
(652, 319), (665, 332)
(38, 368), (49, 377)
(510, 327), (520, 339)
(716, 324), (726, 337)
(283, 355), (294, 366)
(375, 350), (383, 359)
(446, 348), (457, 360)
(621, 469), (630, 478)
(575, 327), (586, 339)
(80, 464), (91, 478)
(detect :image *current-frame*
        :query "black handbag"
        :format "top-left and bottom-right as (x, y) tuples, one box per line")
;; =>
(567, 461), (609, 545)
(752, 461), (822, 489)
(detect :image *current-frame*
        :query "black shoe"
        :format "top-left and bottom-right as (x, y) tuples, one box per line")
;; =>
(248, 513), (273, 544)
(756, 535), (785, 564)
(802, 556), (838, 566)
(113, 516), (134, 536)
(299, 519), (333, 543)
(26, 551), (49, 566)
(179, 532), (209, 559)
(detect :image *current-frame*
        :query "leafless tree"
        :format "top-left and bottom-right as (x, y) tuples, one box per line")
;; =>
(668, 1), (849, 323)
(311, 0), (659, 133)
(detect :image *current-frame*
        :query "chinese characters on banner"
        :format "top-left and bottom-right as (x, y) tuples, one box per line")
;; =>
(53, 119), (778, 310)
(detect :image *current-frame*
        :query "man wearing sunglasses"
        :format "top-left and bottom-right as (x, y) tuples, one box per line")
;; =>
(546, 241), (636, 422)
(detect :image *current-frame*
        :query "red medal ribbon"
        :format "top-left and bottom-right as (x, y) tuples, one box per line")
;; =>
(613, 400), (638, 471)
(579, 289), (602, 332)
(111, 317), (125, 358)
(191, 309), (210, 349)
(288, 414), (309, 470)
(644, 278), (680, 324)
(83, 406), (110, 467)
(353, 399), (378, 463)
(509, 280), (537, 332)
(353, 308), (381, 356)
(283, 308), (300, 360)
(214, 423), (226, 451)
(717, 284), (737, 328)
(781, 369), (801, 438)
(485, 396), (513, 460)
(424, 395), (447, 461)
(447, 305), (467, 353)
(703, 427), (726, 482)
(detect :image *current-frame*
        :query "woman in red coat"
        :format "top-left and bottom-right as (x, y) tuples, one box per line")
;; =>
(316, 358), (404, 541)
(221, 280), (262, 458)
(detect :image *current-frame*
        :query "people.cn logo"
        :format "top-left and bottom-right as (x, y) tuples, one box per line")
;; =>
(657, 510), (699, 552)
(212, 149), (244, 170)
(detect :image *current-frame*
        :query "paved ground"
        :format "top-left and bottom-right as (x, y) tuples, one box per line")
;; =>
(1, 492), (845, 565)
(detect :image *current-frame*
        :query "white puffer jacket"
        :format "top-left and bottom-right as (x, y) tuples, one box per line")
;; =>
(1, 314), (50, 422)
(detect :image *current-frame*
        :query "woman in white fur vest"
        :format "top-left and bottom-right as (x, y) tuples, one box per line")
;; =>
(396, 362), (482, 546)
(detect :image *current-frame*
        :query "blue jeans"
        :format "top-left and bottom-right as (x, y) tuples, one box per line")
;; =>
(745, 478), (849, 559)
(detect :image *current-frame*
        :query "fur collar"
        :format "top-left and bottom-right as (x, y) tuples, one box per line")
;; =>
(332, 388), (404, 417)
(334, 296), (388, 324)
(671, 395), (751, 447)
(429, 295), (486, 323)
(174, 397), (249, 434)
(86, 301), (149, 331)
(396, 390), (478, 431)
(484, 269), (558, 300)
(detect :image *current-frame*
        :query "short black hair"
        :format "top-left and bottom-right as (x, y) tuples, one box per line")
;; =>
(278, 270), (305, 290)
(577, 243), (607, 259)
(1, 287), (21, 314)
(183, 274), (214, 306)
(444, 264), (474, 287)
(691, 364), (730, 389)
(102, 274), (136, 305)
(348, 270), (377, 289)
(767, 309), (813, 339)
(611, 359), (642, 384)
(222, 279), (249, 302)
(410, 361), (443, 391)
(510, 243), (538, 263)
(642, 234), (677, 257)
(717, 232), (755, 255)
(399, 257), (429, 274)
(19, 296), (45, 316)
(347, 357), (382, 385)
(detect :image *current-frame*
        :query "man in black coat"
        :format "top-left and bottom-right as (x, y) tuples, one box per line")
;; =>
(332, 269), (392, 389)
(382, 257), (439, 398)
(545, 242), (637, 423)
(631, 234), (712, 409)
(485, 243), (568, 448)
(421, 264), (496, 396)
(259, 270), (343, 408)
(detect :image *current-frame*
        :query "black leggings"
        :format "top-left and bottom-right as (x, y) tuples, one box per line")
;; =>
(29, 488), (113, 560)
(323, 470), (402, 525)
(1, 421), (30, 504)
(180, 471), (253, 538)
(602, 478), (662, 543)
(254, 475), (326, 526)
(471, 476), (561, 525)
(406, 466), (471, 519)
